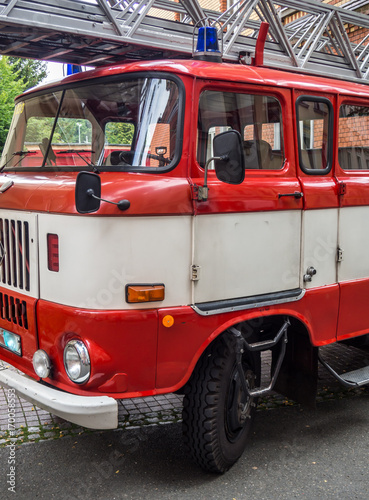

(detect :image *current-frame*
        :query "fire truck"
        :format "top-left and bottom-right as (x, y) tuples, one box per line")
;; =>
(0, 0), (369, 473)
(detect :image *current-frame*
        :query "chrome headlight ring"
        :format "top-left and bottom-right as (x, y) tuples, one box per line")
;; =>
(63, 340), (91, 384)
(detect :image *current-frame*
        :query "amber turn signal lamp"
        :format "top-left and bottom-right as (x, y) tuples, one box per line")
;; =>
(126, 284), (165, 303)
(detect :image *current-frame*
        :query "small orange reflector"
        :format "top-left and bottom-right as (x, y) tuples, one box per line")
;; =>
(126, 284), (165, 303)
(162, 315), (174, 328)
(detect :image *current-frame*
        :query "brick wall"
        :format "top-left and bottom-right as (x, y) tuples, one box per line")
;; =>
(339, 114), (369, 148)
(148, 123), (171, 167)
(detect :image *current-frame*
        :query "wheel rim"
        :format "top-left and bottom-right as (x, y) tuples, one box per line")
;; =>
(225, 363), (254, 443)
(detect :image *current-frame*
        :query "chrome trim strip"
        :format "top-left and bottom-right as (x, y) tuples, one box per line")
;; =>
(191, 289), (306, 316)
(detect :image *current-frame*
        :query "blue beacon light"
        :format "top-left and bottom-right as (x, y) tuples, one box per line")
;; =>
(66, 64), (82, 75)
(194, 26), (222, 62)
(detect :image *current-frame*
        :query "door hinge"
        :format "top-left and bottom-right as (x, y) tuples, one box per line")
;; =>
(191, 184), (208, 202)
(191, 184), (199, 201)
(338, 183), (346, 195)
(191, 265), (201, 281)
(337, 247), (344, 262)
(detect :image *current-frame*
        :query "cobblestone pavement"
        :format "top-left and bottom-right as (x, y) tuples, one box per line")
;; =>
(0, 342), (368, 447)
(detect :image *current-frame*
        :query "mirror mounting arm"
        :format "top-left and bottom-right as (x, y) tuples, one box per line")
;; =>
(198, 155), (229, 202)
(87, 189), (130, 211)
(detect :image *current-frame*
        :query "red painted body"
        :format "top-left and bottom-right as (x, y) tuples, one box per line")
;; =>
(0, 59), (369, 400)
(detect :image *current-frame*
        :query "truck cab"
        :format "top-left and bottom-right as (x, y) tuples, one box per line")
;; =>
(1, 57), (369, 473)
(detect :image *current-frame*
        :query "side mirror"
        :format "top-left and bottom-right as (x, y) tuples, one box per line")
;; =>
(197, 130), (245, 202)
(213, 130), (245, 185)
(75, 171), (131, 213)
(75, 171), (101, 214)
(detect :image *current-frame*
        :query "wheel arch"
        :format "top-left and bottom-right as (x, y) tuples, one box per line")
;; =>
(177, 308), (315, 398)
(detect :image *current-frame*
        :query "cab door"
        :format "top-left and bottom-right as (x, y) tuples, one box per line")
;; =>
(295, 92), (340, 344)
(335, 97), (369, 340)
(191, 83), (303, 310)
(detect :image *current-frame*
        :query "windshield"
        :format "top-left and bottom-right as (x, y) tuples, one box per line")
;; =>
(0, 76), (181, 172)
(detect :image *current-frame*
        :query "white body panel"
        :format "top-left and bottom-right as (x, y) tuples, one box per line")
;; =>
(338, 206), (369, 282)
(1, 205), (363, 312)
(301, 209), (338, 289)
(193, 211), (301, 303)
(38, 214), (192, 310)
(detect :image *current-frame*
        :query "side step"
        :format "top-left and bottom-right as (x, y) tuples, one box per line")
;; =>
(318, 352), (369, 388)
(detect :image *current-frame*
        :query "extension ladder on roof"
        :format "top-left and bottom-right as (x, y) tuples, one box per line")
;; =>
(1, 0), (369, 84)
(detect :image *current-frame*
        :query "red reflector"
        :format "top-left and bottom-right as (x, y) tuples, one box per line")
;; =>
(47, 233), (59, 272)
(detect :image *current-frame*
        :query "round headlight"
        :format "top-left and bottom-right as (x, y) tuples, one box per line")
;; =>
(33, 350), (51, 379)
(63, 340), (90, 384)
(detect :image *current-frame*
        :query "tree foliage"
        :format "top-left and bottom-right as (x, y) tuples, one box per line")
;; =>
(0, 57), (24, 152)
(105, 122), (134, 145)
(0, 56), (47, 153)
(8, 57), (47, 90)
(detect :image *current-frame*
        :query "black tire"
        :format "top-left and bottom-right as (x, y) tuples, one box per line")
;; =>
(182, 331), (260, 473)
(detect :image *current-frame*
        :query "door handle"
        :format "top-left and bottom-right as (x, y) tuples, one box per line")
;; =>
(278, 191), (303, 199)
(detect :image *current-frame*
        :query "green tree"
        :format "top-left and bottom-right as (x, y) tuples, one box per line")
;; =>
(8, 57), (47, 90)
(0, 57), (24, 152)
(0, 56), (47, 153)
(106, 122), (134, 145)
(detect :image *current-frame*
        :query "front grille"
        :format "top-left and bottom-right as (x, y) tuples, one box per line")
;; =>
(0, 218), (30, 292)
(0, 292), (28, 330)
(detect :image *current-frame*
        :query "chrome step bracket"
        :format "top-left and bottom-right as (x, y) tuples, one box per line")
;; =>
(229, 318), (290, 398)
(318, 353), (369, 388)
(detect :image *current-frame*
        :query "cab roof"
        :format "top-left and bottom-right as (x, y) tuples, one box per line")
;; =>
(20, 58), (369, 101)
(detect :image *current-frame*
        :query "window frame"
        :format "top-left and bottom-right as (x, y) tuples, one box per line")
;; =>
(338, 101), (369, 172)
(296, 95), (334, 176)
(196, 88), (286, 172)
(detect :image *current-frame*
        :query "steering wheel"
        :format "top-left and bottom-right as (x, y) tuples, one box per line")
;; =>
(119, 151), (134, 165)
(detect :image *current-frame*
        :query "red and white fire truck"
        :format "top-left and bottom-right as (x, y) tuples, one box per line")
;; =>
(0, 0), (369, 473)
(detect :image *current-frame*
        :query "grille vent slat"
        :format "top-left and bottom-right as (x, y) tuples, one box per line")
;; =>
(0, 292), (28, 330)
(0, 218), (30, 292)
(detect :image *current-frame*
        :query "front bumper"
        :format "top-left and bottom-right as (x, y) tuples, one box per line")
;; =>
(0, 367), (118, 430)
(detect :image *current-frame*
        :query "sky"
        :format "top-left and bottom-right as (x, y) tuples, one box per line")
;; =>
(43, 62), (67, 84)
(43, 62), (93, 84)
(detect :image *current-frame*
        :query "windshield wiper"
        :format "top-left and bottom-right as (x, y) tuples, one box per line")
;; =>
(0, 150), (37, 173)
(57, 150), (99, 173)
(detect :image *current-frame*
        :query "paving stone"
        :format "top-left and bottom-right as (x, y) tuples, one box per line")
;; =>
(27, 426), (40, 433)
(27, 434), (40, 440)
(43, 432), (55, 438)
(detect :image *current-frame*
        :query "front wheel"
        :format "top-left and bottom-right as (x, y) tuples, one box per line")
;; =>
(182, 332), (260, 473)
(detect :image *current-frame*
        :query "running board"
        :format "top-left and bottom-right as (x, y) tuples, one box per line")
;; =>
(318, 353), (369, 388)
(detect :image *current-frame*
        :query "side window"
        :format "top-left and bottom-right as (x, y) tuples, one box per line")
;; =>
(104, 122), (135, 166)
(296, 97), (333, 173)
(197, 91), (284, 170)
(206, 125), (232, 160)
(105, 122), (134, 147)
(339, 104), (369, 170)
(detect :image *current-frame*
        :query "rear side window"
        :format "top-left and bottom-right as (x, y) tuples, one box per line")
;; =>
(197, 91), (284, 170)
(296, 96), (333, 174)
(339, 104), (369, 170)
